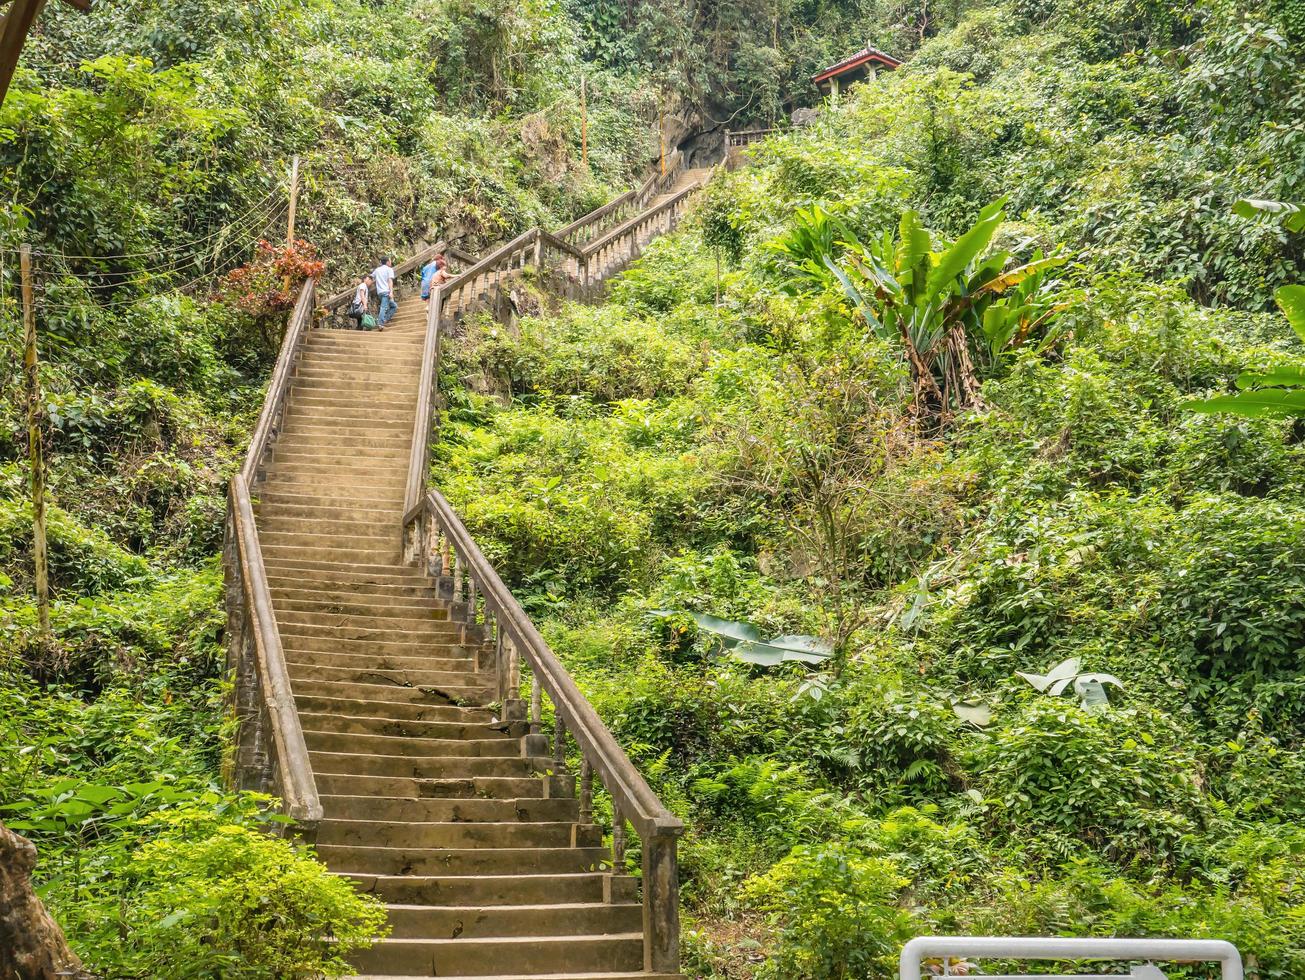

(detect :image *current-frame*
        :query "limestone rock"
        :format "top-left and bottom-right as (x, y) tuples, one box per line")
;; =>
(0, 821), (90, 980)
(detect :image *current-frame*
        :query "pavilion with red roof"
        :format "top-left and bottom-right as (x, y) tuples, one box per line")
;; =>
(812, 45), (902, 100)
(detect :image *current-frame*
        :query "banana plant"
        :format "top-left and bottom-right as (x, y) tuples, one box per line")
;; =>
(769, 200), (1068, 423)
(1182, 284), (1305, 419)
(1233, 198), (1305, 233)
(652, 610), (833, 667)
(1017, 657), (1123, 709)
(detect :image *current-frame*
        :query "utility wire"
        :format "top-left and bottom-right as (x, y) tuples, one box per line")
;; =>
(35, 203), (290, 315)
(41, 198), (291, 284)
(3, 186), (284, 262)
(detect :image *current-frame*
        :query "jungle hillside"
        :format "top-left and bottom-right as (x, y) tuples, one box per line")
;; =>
(3, 0), (1305, 977)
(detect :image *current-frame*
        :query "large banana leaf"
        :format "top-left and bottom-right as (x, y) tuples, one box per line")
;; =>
(652, 611), (832, 667)
(653, 610), (762, 647)
(1278, 285), (1305, 343)
(732, 635), (834, 667)
(925, 202), (1005, 299)
(1182, 388), (1305, 418)
(1236, 366), (1305, 389)
(1016, 656), (1081, 693)
(975, 254), (1068, 297)
(1234, 198), (1305, 233)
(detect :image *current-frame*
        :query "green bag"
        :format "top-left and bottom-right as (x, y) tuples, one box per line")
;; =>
(361, 313), (378, 331)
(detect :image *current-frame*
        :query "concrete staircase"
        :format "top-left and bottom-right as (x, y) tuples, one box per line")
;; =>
(255, 302), (680, 979)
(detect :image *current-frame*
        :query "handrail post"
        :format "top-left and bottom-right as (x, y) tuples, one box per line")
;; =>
(643, 831), (681, 973)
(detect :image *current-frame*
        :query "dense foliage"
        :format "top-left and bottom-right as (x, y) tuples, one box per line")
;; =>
(434, 0), (1305, 976)
(0, 0), (658, 972)
(3, 0), (1305, 975)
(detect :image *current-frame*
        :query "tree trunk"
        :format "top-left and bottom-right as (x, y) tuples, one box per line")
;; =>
(0, 821), (90, 980)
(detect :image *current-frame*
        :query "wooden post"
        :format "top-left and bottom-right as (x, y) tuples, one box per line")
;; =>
(1, 0), (88, 106)
(20, 244), (49, 635)
(553, 714), (567, 772)
(643, 833), (681, 973)
(579, 760), (593, 824)
(286, 155), (300, 249)
(0, 0), (46, 107)
(580, 76), (588, 168)
(659, 106), (666, 178)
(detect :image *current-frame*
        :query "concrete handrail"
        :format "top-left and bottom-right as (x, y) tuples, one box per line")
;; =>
(412, 488), (683, 972)
(225, 277), (322, 831)
(900, 936), (1244, 980)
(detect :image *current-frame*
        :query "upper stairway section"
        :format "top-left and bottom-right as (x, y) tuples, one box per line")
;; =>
(223, 156), (713, 978)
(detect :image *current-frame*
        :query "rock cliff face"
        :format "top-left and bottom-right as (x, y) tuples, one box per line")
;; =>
(0, 822), (88, 980)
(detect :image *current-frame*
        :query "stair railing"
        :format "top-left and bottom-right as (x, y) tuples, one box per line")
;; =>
(387, 157), (709, 977)
(556, 148), (685, 249)
(580, 180), (701, 288)
(409, 488), (684, 973)
(223, 279), (323, 836)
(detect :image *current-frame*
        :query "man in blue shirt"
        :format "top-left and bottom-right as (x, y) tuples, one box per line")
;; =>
(420, 257), (439, 301)
(372, 257), (397, 327)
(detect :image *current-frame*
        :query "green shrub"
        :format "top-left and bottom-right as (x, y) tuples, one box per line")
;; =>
(744, 840), (915, 980)
(966, 701), (1205, 867)
(59, 824), (388, 978)
(0, 496), (150, 596)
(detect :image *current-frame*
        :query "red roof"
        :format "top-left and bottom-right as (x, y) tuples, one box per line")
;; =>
(812, 46), (902, 85)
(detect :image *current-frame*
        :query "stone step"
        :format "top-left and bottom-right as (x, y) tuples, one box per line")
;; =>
(259, 555), (428, 579)
(309, 751), (543, 780)
(378, 901), (640, 941)
(258, 494), (406, 519)
(270, 428), (414, 451)
(289, 662), (482, 690)
(281, 635), (471, 661)
(294, 376), (416, 397)
(256, 490), (406, 512)
(280, 630), (470, 654)
(312, 772), (572, 800)
(288, 678), (490, 706)
(257, 502), (407, 525)
(304, 730), (515, 758)
(259, 530), (402, 553)
(281, 416), (413, 437)
(292, 381), (414, 399)
(257, 488), (404, 508)
(276, 607), (456, 633)
(322, 796), (579, 825)
(261, 465), (407, 488)
(283, 393), (418, 414)
(348, 933), (641, 977)
(297, 694), (490, 720)
(319, 844), (608, 878)
(286, 650), (472, 673)
(277, 615), (462, 641)
(261, 542), (403, 565)
(295, 367), (421, 386)
(272, 590), (446, 614)
(300, 347), (419, 365)
(274, 445), (412, 467)
(259, 515), (413, 540)
(285, 388), (417, 411)
(303, 341), (423, 358)
(297, 709), (499, 738)
(344, 871), (605, 907)
(318, 820), (595, 853)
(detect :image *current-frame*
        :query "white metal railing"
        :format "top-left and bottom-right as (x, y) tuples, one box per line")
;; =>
(900, 937), (1244, 980)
